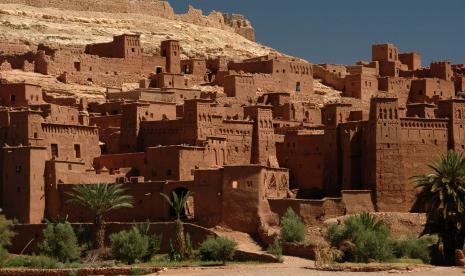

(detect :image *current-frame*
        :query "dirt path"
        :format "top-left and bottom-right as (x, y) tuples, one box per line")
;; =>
(211, 227), (264, 253)
(153, 256), (465, 276)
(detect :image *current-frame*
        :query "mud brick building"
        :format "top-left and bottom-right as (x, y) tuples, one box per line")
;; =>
(0, 37), (465, 239)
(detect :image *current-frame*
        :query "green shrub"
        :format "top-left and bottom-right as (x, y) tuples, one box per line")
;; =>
(280, 207), (305, 243)
(38, 222), (81, 263)
(185, 233), (194, 259)
(392, 235), (435, 264)
(0, 214), (15, 253)
(267, 238), (283, 262)
(198, 236), (237, 264)
(75, 224), (93, 251)
(134, 222), (162, 261)
(110, 227), (149, 264)
(3, 255), (62, 269)
(326, 213), (394, 262)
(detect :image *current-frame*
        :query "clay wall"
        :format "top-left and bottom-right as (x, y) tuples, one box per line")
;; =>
(145, 146), (214, 181)
(406, 104), (437, 118)
(152, 73), (187, 89)
(57, 179), (201, 223)
(229, 57), (314, 95)
(93, 152), (145, 176)
(2, 146), (47, 224)
(398, 52), (421, 71)
(378, 77), (411, 107)
(430, 61), (453, 81)
(85, 35), (141, 59)
(141, 119), (185, 147)
(41, 123), (100, 166)
(223, 74), (256, 100)
(437, 99), (465, 153)
(343, 74), (378, 101)
(268, 197), (345, 225)
(0, 83), (43, 107)
(372, 44), (399, 62)
(276, 130), (324, 190)
(219, 120), (253, 165)
(221, 165), (287, 233)
(455, 76), (465, 92)
(339, 122), (364, 190)
(410, 78), (455, 104)
(181, 59), (207, 76)
(398, 118), (449, 208)
(105, 89), (176, 103)
(193, 168), (223, 227)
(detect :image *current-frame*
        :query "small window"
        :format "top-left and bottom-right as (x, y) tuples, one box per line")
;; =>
(33, 132), (38, 139)
(51, 143), (59, 158)
(74, 62), (81, 72)
(232, 180), (238, 189)
(10, 95), (15, 102)
(15, 165), (21, 173)
(296, 82), (301, 92)
(131, 48), (135, 53)
(74, 144), (81, 158)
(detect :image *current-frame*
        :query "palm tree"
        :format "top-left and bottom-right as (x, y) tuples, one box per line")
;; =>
(160, 191), (193, 258)
(68, 183), (133, 249)
(411, 150), (465, 264)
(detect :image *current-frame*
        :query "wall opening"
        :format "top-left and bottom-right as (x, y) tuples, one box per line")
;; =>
(296, 82), (301, 92)
(51, 143), (59, 158)
(74, 62), (81, 72)
(74, 144), (81, 158)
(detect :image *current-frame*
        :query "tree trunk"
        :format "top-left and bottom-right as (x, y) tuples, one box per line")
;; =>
(95, 215), (105, 249)
(173, 219), (185, 258)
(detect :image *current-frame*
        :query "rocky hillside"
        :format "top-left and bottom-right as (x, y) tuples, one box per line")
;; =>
(0, 1), (270, 59)
(0, 0), (349, 106)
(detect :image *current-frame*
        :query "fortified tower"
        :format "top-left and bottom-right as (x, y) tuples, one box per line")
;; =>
(365, 97), (405, 211)
(161, 40), (181, 74)
(244, 105), (278, 167)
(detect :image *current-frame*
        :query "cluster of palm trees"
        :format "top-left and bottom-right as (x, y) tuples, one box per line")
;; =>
(68, 184), (192, 257)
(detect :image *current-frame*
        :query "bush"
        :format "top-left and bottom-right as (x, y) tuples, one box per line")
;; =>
(392, 235), (435, 264)
(3, 255), (62, 269)
(134, 223), (162, 261)
(280, 208), (305, 243)
(110, 227), (149, 264)
(0, 214), (15, 252)
(198, 236), (237, 264)
(168, 240), (182, 262)
(326, 213), (394, 262)
(75, 224), (93, 251)
(267, 238), (283, 262)
(314, 245), (343, 267)
(38, 222), (81, 263)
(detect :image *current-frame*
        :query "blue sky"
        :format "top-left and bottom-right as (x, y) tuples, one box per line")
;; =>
(168, 0), (465, 66)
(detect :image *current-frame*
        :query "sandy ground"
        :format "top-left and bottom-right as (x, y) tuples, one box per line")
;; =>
(153, 257), (465, 276)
